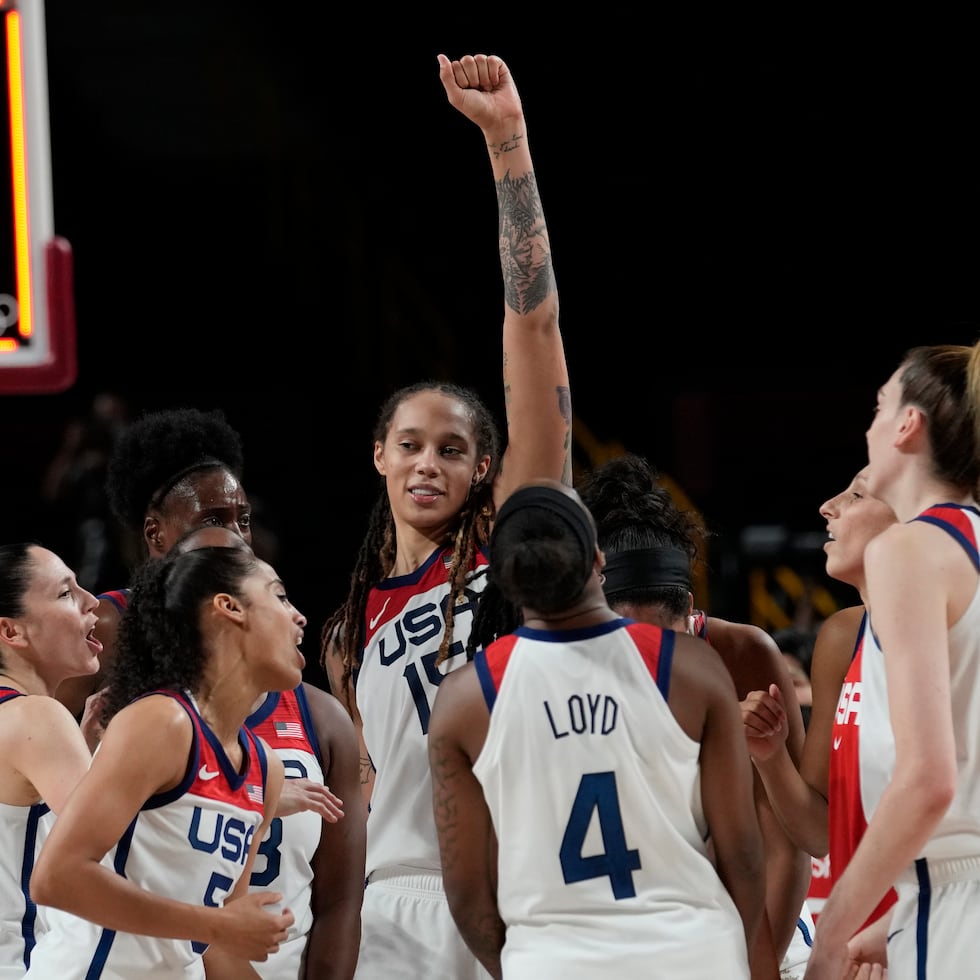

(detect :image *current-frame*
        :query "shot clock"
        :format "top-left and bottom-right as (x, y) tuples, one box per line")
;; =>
(0, 0), (75, 393)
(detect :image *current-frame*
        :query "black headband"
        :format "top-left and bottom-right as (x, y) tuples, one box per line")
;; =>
(491, 485), (596, 566)
(602, 547), (692, 597)
(149, 457), (229, 510)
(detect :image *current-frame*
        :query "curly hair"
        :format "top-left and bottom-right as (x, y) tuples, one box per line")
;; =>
(105, 407), (245, 532)
(320, 381), (500, 698)
(101, 545), (259, 724)
(578, 453), (709, 620)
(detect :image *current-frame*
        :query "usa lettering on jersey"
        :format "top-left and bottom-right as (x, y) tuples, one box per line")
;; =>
(188, 808), (256, 865)
(374, 583), (483, 667)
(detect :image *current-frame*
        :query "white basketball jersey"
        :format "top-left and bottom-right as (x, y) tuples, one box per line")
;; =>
(860, 504), (980, 859)
(0, 689), (55, 977)
(247, 686), (324, 980)
(25, 690), (269, 979)
(472, 619), (749, 980)
(357, 546), (488, 877)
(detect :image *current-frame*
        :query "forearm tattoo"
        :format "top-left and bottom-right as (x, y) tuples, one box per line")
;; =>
(487, 133), (523, 161)
(360, 755), (373, 786)
(496, 170), (554, 316)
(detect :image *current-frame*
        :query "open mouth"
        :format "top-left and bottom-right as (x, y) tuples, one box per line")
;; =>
(86, 627), (103, 654)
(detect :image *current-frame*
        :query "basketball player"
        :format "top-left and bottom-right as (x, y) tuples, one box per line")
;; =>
(320, 52), (571, 980)
(26, 545), (299, 977)
(0, 543), (101, 974)
(428, 480), (766, 979)
(805, 343), (980, 979)
(75, 408), (364, 979)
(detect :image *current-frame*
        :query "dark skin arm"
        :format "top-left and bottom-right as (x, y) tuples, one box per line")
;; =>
(300, 682), (367, 980)
(669, 633), (768, 972)
(707, 617), (810, 966)
(322, 631), (375, 813)
(428, 664), (502, 980)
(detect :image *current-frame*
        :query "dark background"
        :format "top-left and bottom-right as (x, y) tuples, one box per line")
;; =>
(2, 5), (979, 679)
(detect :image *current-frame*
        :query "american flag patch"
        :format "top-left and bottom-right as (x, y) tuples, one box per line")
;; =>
(246, 783), (264, 805)
(274, 721), (303, 738)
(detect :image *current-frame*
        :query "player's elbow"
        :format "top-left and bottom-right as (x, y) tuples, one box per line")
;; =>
(898, 757), (956, 824)
(29, 854), (62, 908)
(920, 768), (957, 821)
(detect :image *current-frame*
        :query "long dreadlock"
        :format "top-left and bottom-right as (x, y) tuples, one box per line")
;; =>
(320, 381), (500, 703)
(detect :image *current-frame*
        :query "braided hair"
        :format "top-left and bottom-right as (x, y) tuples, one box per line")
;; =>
(320, 381), (500, 700)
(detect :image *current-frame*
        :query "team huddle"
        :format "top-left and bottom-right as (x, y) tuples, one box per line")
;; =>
(2, 50), (980, 980)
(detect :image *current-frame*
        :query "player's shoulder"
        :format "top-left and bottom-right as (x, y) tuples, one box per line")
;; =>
(0, 691), (76, 734)
(301, 681), (355, 732)
(817, 604), (865, 640)
(705, 616), (782, 675)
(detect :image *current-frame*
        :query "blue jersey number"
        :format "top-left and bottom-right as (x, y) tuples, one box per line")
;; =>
(560, 771), (640, 900)
(403, 650), (443, 734)
(192, 871), (235, 953)
(249, 759), (308, 887)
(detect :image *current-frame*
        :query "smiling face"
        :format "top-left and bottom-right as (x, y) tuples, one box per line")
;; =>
(818, 470), (897, 590)
(8, 547), (102, 690)
(373, 390), (491, 537)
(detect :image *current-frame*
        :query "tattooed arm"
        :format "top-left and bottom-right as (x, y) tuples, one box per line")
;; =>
(428, 664), (502, 980)
(437, 53), (572, 502)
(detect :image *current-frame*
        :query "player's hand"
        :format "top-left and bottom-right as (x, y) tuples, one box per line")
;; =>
(741, 683), (789, 761)
(843, 914), (889, 978)
(437, 54), (523, 132)
(79, 687), (109, 753)
(275, 777), (344, 822)
(212, 892), (295, 962)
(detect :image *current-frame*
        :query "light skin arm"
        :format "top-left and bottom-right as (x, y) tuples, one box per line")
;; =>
(805, 525), (959, 979)
(31, 695), (293, 961)
(2, 696), (92, 811)
(742, 607), (863, 857)
(300, 683), (367, 980)
(428, 665), (502, 980)
(437, 53), (571, 497)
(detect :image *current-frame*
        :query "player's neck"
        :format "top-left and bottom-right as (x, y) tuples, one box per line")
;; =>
(522, 604), (619, 631)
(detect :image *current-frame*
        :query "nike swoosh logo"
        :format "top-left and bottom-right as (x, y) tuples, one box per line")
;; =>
(199, 766), (221, 781)
(833, 736), (843, 750)
(369, 596), (392, 630)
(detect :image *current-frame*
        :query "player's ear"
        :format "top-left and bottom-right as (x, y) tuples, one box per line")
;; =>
(144, 516), (166, 557)
(212, 592), (245, 623)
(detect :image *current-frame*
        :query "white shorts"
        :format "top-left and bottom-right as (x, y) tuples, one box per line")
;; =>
(887, 854), (980, 980)
(353, 867), (491, 980)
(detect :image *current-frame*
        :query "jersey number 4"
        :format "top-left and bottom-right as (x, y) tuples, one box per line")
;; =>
(560, 771), (641, 900)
